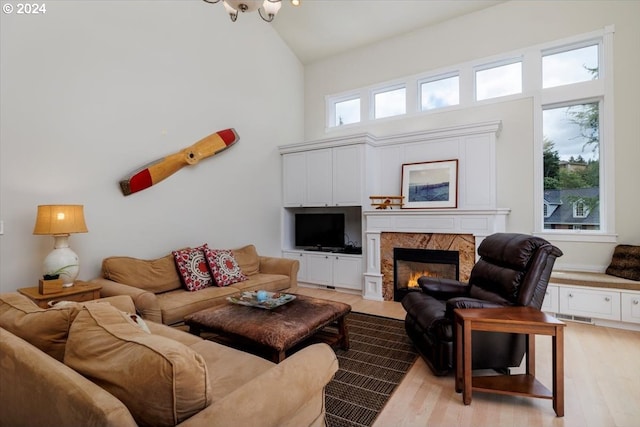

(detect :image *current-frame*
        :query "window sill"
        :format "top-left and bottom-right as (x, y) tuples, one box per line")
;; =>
(533, 231), (617, 244)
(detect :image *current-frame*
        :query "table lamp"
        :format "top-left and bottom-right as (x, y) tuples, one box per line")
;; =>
(33, 205), (88, 287)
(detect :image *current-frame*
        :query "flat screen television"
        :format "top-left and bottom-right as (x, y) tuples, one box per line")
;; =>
(295, 213), (345, 250)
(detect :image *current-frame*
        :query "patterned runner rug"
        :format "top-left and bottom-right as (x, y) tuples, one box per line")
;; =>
(325, 312), (418, 427)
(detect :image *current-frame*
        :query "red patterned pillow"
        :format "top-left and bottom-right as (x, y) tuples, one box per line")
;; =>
(172, 246), (214, 291)
(203, 246), (248, 287)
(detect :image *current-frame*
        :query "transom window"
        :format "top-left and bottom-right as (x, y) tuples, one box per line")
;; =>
(334, 97), (360, 126)
(543, 44), (599, 89)
(373, 86), (406, 119)
(420, 74), (459, 111)
(475, 60), (522, 101)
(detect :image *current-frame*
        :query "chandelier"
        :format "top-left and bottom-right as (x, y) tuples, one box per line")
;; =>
(203, 0), (300, 23)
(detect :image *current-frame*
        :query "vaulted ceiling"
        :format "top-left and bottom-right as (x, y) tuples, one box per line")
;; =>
(271, 0), (505, 64)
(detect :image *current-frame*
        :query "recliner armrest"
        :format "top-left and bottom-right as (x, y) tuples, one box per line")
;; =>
(445, 297), (507, 318)
(418, 277), (470, 300)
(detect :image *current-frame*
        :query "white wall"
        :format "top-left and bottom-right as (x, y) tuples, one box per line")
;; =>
(303, 0), (640, 271)
(0, 1), (303, 291)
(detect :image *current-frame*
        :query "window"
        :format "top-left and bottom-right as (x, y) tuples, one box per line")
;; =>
(334, 97), (360, 126)
(475, 60), (522, 101)
(373, 86), (406, 119)
(573, 200), (589, 218)
(542, 102), (600, 230)
(420, 75), (459, 111)
(543, 44), (599, 89)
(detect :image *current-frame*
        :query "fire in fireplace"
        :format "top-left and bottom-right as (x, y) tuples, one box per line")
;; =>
(393, 247), (459, 301)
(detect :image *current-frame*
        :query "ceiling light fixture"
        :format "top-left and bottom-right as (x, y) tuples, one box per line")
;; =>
(203, 0), (299, 23)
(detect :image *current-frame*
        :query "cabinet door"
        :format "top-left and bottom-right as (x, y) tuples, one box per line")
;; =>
(305, 149), (333, 206)
(332, 256), (363, 290)
(621, 292), (640, 324)
(541, 285), (559, 313)
(282, 153), (306, 207)
(333, 145), (363, 206)
(559, 286), (621, 321)
(282, 251), (306, 282)
(305, 253), (333, 286)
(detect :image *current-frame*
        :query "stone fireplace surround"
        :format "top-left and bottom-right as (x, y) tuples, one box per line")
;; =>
(363, 210), (509, 301)
(384, 233), (473, 302)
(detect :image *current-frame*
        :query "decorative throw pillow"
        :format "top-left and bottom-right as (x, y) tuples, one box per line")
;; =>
(232, 244), (260, 276)
(606, 245), (640, 281)
(172, 245), (214, 291)
(204, 246), (248, 287)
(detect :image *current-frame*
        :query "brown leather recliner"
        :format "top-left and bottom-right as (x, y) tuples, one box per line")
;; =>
(401, 233), (563, 376)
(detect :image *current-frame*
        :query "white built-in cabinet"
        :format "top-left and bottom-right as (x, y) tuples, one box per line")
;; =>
(282, 152), (307, 207)
(282, 144), (364, 207)
(283, 251), (363, 291)
(621, 292), (640, 324)
(542, 282), (640, 327)
(541, 285), (559, 313)
(558, 285), (621, 321)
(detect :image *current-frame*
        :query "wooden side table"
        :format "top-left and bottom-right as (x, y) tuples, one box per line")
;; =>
(18, 281), (102, 309)
(454, 306), (566, 417)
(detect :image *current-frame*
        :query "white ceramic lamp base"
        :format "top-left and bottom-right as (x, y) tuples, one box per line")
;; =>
(43, 235), (80, 287)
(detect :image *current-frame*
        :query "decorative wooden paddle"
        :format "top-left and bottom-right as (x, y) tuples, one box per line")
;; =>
(120, 128), (239, 196)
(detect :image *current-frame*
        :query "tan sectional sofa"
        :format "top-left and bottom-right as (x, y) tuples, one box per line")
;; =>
(92, 244), (299, 325)
(0, 292), (338, 427)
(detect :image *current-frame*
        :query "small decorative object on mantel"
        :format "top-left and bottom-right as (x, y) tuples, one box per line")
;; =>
(119, 128), (239, 196)
(370, 196), (404, 210)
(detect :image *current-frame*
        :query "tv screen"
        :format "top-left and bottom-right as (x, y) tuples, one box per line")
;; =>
(295, 213), (345, 249)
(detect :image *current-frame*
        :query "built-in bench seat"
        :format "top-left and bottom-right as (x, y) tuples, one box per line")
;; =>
(551, 270), (640, 291)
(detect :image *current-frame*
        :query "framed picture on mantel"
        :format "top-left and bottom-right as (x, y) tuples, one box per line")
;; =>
(401, 159), (458, 209)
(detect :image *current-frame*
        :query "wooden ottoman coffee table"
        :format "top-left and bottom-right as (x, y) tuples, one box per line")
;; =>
(184, 294), (351, 363)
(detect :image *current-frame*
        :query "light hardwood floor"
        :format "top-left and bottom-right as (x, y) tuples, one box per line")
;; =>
(295, 286), (640, 427)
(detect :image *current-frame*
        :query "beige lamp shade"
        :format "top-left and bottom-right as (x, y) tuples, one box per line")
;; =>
(33, 205), (88, 235)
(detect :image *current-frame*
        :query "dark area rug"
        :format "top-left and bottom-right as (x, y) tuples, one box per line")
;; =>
(325, 312), (418, 427)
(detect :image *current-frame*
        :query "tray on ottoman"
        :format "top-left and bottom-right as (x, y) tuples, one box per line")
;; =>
(184, 294), (351, 363)
(227, 291), (295, 309)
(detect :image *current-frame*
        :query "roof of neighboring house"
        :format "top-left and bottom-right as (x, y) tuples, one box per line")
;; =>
(544, 187), (599, 225)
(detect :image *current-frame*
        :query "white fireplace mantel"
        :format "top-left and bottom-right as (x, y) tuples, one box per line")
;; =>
(362, 208), (510, 300)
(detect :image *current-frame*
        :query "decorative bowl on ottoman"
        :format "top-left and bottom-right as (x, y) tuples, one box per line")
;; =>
(228, 291), (296, 309)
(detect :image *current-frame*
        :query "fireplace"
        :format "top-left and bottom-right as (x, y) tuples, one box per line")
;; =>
(393, 247), (459, 302)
